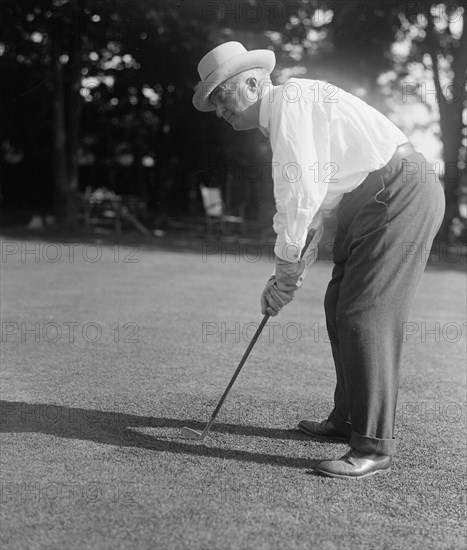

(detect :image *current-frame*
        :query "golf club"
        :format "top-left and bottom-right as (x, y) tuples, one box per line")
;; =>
(181, 223), (324, 442)
(180, 312), (270, 441)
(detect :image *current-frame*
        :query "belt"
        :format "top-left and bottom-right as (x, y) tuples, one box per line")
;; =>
(352, 142), (416, 194)
(388, 142), (415, 165)
(375, 142), (416, 183)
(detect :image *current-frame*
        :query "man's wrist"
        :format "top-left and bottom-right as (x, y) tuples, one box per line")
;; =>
(274, 238), (302, 263)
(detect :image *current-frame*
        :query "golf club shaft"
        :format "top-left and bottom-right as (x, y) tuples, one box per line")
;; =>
(207, 313), (270, 426)
(188, 233), (322, 440)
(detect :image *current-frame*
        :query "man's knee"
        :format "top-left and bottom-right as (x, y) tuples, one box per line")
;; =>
(335, 304), (380, 334)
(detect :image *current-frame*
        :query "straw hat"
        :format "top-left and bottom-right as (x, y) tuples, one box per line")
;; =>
(193, 41), (275, 112)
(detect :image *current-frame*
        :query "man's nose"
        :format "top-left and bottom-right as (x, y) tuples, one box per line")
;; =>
(215, 103), (225, 118)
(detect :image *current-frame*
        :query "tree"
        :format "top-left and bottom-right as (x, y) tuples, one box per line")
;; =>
(0, 0), (223, 226)
(1, 0), (464, 238)
(0, 0), (129, 226)
(243, 0), (466, 239)
(402, 3), (466, 240)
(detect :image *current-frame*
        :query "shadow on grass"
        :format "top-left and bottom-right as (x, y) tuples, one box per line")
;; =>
(0, 400), (322, 469)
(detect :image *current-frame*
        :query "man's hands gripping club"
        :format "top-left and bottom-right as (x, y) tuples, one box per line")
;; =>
(260, 214), (325, 317)
(260, 276), (293, 317)
(260, 258), (306, 317)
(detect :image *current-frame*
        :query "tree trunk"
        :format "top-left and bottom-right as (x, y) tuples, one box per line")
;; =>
(52, 39), (70, 226)
(426, 8), (467, 241)
(66, 0), (83, 228)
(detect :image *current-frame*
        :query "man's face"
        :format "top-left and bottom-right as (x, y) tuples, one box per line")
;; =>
(209, 76), (259, 131)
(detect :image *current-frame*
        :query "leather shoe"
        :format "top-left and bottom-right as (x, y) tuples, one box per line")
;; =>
(297, 419), (349, 443)
(315, 449), (392, 479)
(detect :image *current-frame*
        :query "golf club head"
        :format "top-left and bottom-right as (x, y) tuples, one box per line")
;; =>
(180, 427), (204, 440)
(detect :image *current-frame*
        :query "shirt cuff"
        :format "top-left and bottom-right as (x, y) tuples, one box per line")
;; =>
(274, 236), (305, 263)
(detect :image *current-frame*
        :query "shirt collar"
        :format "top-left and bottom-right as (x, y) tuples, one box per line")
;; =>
(258, 85), (275, 137)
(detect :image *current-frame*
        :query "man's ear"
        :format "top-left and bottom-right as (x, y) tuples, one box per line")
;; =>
(245, 77), (259, 92)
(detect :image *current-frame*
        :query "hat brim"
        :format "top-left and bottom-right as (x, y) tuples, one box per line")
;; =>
(193, 49), (276, 112)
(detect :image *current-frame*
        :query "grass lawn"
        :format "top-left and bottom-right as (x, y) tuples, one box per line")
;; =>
(0, 234), (466, 550)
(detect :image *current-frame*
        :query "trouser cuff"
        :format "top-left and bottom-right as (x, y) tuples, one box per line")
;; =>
(350, 432), (396, 456)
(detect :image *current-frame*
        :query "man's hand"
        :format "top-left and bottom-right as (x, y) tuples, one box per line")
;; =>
(261, 276), (295, 317)
(275, 257), (306, 292)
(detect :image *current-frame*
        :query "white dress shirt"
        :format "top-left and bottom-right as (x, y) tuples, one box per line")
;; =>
(258, 78), (408, 262)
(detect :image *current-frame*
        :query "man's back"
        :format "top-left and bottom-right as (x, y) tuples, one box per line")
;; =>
(260, 78), (408, 212)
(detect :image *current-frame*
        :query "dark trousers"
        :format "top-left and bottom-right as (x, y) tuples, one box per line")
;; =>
(325, 150), (445, 456)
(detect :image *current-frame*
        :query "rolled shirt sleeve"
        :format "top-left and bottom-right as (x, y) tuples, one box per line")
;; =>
(268, 82), (331, 262)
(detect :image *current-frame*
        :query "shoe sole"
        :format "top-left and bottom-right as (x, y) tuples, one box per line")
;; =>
(297, 424), (349, 443)
(314, 467), (391, 480)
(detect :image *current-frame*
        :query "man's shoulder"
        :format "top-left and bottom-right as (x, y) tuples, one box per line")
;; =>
(282, 77), (339, 91)
(268, 78), (340, 104)
(272, 77), (329, 91)
(285, 77), (327, 87)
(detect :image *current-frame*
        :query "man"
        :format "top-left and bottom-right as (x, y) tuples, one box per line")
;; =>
(193, 42), (445, 479)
